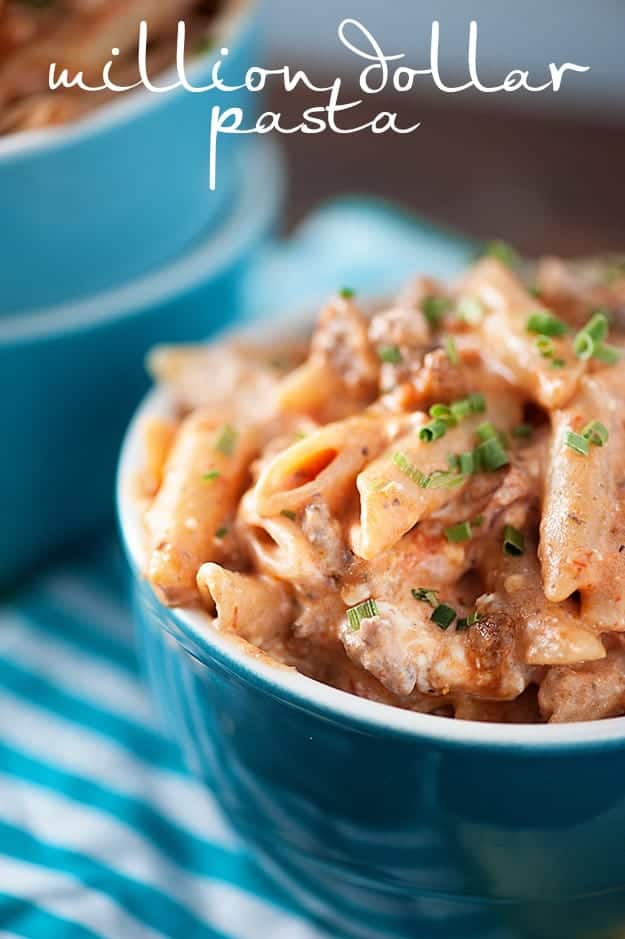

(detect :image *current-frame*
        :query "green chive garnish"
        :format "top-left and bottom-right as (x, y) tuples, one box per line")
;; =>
(456, 611), (482, 631)
(423, 296), (452, 329)
(444, 521), (472, 543)
(202, 470), (221, 482)
(473, 514), (484, 526)
(481, 240), (519, 269)
(281, 510), (297, 521)
(512, 424), (533, 439)
(503, 525), (525, 556)
(444, 336), (459, 364)
(582, 420), (609, 447)
(564, 431), (590, 456)
(339, 287), (356, 299)
(412, 588), (439, 608)
(475, 437), (509, 472)
(550, 358), (566, 369)
(377, 345), (402, 364)
(419, 419), (449, 443)
(468, 393), (487, 414)
(573, 312), (619, 364)
(430, 403), (456, 424)
(476, 421), (498, 442)
(536, 336), (555, 358)
(393, 451), (425, 486)
(423, 470), (467, 490)
(215, 527), (228, 539)
(526, 311), (569, 337)
(458, 451), (475, 475)
(431, 604), (457, 630)
(346, 599), (379, 631)
(215, 424), (237, 457)
(594, 344), (621, 365)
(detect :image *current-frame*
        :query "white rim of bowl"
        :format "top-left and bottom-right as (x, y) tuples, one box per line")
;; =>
(117, 307), (625, 750)
(0, 0), (254, 161)
(0, 136), (284, 344)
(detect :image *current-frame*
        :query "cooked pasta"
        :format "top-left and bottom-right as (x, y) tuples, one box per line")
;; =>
(0, 0), (223, 135)
(138, 251), (625, 723)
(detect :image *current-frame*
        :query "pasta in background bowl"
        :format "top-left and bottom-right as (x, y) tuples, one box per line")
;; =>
(0, 0), (259, 313)
(119, 252), (625, 939)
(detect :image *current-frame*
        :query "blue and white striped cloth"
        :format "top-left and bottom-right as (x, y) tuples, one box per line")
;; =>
(0, 536), (338, 939)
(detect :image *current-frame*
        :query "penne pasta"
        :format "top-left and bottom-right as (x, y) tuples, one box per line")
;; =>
(196, 563), (294, 648)
(252, 415), (391, 519)
(355, 391), (522, 560)
(138, 253), (625, 724)
(462, 258), (585, 408)
(145, 410), (257, 606)
(540, 374), (622, 603)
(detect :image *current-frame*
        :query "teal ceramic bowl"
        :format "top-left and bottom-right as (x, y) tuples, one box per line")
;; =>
(0, 0), (259, 314)
(1, 138), (284, 593)
(118, 310), (625, 939)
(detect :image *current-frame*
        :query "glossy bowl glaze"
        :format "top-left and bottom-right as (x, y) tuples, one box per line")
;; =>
(1, 137), (283, 593)
(0, 0), (259, 314)
(118, 309), (625, 939)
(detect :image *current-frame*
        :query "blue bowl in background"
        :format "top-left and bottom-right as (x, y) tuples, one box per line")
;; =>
(0, 137), (284, 593)
(118, 308), (625, 939)
(0, 0), (260, 315)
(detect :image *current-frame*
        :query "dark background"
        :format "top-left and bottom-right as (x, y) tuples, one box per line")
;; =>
(271, 84), (625, 257)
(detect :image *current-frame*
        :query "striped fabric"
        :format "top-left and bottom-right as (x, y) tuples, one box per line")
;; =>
(0, 536), (336, 939)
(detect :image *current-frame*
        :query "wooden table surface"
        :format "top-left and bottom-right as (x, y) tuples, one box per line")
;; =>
(271, 84), (625, 257)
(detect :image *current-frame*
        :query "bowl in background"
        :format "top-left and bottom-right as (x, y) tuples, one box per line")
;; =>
(0, 137), (284, 593)
(0, 0), (260, 315)
(118, 306), (625, 939)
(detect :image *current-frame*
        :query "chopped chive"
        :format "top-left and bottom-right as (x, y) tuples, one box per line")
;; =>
(456, 611), (482, 631)
(476, 421), (498, 442)
(450, 399), (471, 421)
(412, 588), (439, 608)
(448, 453), (461, 470)
(419, 418), (449, 443)
(481, 240), (519, 268)
(583, 312), (609, 342)
(468, 392), (487, 414)
(281, 510), (297, 521)
(526, 311), (569, 337)
(215, 527), (228, 539)
(594, 343), (621, 365)
(346, 599), (379, 631)
(423, 296), (452, 329)
(503, 525), (525, 556)
(512, 424), (533, 439)
(573, 312), (616, 363)
(550, 357), (566, 369)
(444, 521), (472, 543)
(423, 469), (467, 489)
(457, 296), (484, 324)
(339, 287), (356, 299)
(377, 344), (403, 364)
(393, 451), (425, 486)
(582, 420), (609, 447)
(564, 431), (590, 456)
(430, 403), (456, 424)
(473, 514), (484, 527)
(431, 604), (457, 630)
(450, 392), (485, 421)
(458, 451), (475, 475)
(444, 336), (459, 364)
(573, 331), (595, 360)
(202, 470), (221, 482)
(215, 424), (237, 457)
(475, 437), (509, 472)
(536, 336), (554, 358)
